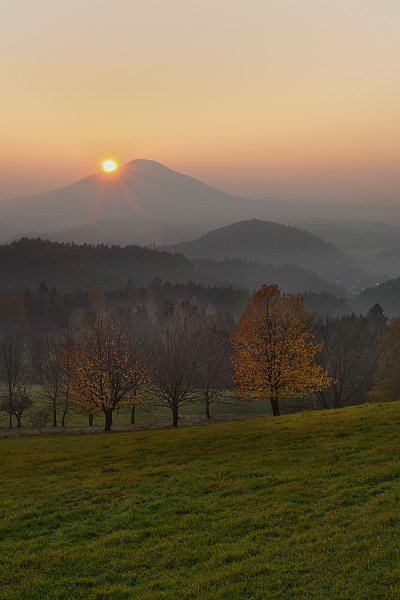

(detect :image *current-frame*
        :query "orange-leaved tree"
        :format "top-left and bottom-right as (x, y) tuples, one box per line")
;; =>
(68, 312), (150, 431)
(231, 285), (332, 416)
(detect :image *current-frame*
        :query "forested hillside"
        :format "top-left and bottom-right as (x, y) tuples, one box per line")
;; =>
(0, 237), (344, 297)
(194, 258), (343, 295)
(356, 277), (400, 316)
(166, 219), (368, 286)
(0, 238), (194, 292)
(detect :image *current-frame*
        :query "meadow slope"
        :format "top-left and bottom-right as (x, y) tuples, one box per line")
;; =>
(1, 403), (399, 599)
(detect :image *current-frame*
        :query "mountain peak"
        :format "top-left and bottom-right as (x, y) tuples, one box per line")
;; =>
(124, 158), (170, 171)
(1, 159), (258, 233)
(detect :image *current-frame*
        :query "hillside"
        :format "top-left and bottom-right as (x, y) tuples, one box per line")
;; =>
(356, 277), (400, 316)
(0, 160), (264, 236)
(3, 160), (400, 250)
(193, 258), (344, 295)
(0, 237), (346, 299)
(167, 219), (367, 286)
(287, 218), (400, 252)
(0, 402), (399, 599)
(0, 238), (194, 293)
(7, 220), (217, 247)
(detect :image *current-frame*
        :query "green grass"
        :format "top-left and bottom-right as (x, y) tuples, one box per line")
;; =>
(0, 388), (274, 430)
(1, 402), (399, 599)
(0, 388), (318, 431)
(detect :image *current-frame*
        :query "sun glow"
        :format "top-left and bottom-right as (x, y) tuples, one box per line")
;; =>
(101, 159), (118, 173)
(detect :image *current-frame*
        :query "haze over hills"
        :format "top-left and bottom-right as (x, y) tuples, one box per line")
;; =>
(0, 237), (342, 298)
(193, 258), (343, 296)
(5, 220), (219, 247)
(286, 219), (400, 253)
(0, 159), (398, 289)
(0, 160), (263, 239)
(166, 220), (370, 288)
(2, 159), (400, 248)
(0, 222), (16, 242)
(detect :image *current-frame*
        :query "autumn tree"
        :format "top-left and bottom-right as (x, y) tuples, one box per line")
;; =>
(369, 317), (400, 403)
(150, 301), (199, 427)
(87, 287), (107, 313)
(193, 325), (232, 419)
(68, 312), (149, 431)
(231, 285), (331, 416)
(120, 312), (151, 425)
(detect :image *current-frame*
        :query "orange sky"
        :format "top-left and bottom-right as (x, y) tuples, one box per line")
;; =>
(1, 1), (399, 201)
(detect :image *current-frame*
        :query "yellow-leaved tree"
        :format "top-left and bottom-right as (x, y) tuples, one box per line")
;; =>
(68, 312), (150, 430)
(231, 285), (332, 416)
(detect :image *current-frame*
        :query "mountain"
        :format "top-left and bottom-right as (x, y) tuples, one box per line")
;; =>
(166, 219), (368, 288)
(3, 158), (400, 249)
(0, 160), (267, 236)
(167, 219), (339, 261)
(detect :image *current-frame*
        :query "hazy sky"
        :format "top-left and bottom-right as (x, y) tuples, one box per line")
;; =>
(1, 0), (399, 201)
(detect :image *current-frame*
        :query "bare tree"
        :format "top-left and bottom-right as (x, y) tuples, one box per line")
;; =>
(150, 301), (199, 427)
(0, 335), (27, 429)
(193, 325), (232, 419)
(316, 314), (382, 408)
(32, 335), (66, 427)
(60, 335), (72, 427)
(1, 381), (32, 429)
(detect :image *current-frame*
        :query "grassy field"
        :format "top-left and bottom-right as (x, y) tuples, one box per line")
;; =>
(0, 402), (399, 599)
(0, 392), (270, 431)
(0, 389), (289, 431)
(0, 388), (320, 432)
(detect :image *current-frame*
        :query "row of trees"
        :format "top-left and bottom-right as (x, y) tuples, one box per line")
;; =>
(0, 285), (392, 431)
(0, 304), (232, 430)
(0, 279), (245, 335)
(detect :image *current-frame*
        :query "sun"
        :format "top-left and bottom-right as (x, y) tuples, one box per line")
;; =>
(101, 158), (118, 173)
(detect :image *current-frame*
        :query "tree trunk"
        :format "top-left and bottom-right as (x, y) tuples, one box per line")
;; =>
(205, 398), (211, 420)
(172, 405), (179, 427)
(88, 414), (94, 426)
(53, 399), (57, 427)
(130, 404), (136, 425)
(104, 410), (113, 432)
(16, 415), (22, 429)
(61, 400), (68, 427)
(270, 398), (280, 416)
(9, 411), (12, 429)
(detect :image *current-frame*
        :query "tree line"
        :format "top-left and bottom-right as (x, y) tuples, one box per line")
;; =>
(0, 285), (392, 432)
(0, 279), (248, 335)
(0, 237), (193, 293)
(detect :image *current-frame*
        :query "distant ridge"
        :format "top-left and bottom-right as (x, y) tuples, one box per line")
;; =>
(0, 159), (266, 234)
(0, 237), (194, 293)
(166, 219), (367, 286)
